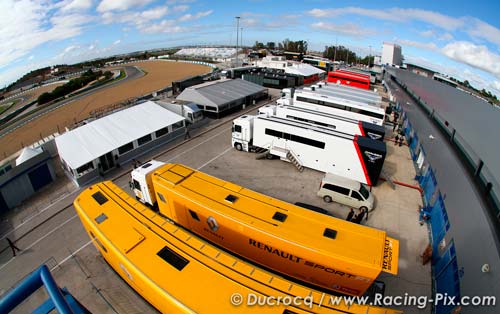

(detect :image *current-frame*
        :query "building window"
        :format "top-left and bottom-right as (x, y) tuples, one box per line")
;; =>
(138, 134), (152, 146)
(155, 127), (169, 138)
(171, 121), (184, 131)
(205, 106), (217, 112)
(76, 161), (94, 175)
(118, 142), (134, 155)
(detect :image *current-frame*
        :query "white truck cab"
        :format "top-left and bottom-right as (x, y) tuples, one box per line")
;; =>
(231, 115), (255, 152)
(130, 160), (166, 207)
(277, 88), (293, 106)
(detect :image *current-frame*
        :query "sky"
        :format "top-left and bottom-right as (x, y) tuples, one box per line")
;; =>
(1, 0), (500, 97)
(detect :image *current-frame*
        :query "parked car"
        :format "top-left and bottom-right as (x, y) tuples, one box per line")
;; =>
(317, 173), (375, 212)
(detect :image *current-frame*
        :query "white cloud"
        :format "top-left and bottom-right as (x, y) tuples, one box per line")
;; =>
(172, 5), (189, 13)
(311, 22), (375, 37)
(97, 0), (154, 13)
(167, 0), (195, 4)
(101, 6), (169, 26)
(492, 81), (500, 91)
(178, 10), (213, 22)
(138, 19), (187, 33)
(439, 33), (454, 41)
(441, 42), (500, 77)
(141, 7), (169, 20)
(466, 19), (500, 48)
(59, 0), (93, 12)
(113, 39), (121, 45)
(397, 39), (438, 51)
(0, 0), (94, 71)
(28, 55), (34, 61)
(64, 45), (80, 53)
(308, 7), (464, 31)
(88, 44), (95, 50)
(419, 30), (435, 38)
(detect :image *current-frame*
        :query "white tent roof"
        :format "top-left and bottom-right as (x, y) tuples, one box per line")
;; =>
(15, 147), (43, 166)
(55, 101), (184, 170)
(285, 63), (325, 77)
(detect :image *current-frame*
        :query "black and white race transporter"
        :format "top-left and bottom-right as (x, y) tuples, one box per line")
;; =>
(258, 104), (386, 141)
(232, 115), (386, 185)
(277, 88), (386, 126)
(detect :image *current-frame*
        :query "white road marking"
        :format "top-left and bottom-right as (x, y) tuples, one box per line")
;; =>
(51, 239), (93, 271)
(164, 127), (229, 163)
(0, 189), (79, 241)
(0, 214), (78, 271)
(197, 147), (232, 170)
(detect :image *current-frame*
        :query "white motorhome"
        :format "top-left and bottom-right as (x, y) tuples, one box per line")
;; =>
(277, 88), (385, 125)
(232, 115), (386, 185)
(130, 160), (166, 207)
(155, 100), (203, 124)
(258, 104), (385, 141)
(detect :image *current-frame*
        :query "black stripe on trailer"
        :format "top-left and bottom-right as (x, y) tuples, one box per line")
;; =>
(354, 136), (386, 185)
(260, 116), (355, 141)
(360, 122), (386, 142)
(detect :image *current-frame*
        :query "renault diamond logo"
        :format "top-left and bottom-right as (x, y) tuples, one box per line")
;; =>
(207, 216), (219, 232)
(367, 132), (382, 140)
(365, 151), (383, 163)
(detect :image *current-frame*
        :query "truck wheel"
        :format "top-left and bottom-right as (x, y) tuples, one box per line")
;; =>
(235, 143), (243, 151)
(323, 196), (332, 203)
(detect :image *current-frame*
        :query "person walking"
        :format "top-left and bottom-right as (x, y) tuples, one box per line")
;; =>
(352, 208), (365, 224)
(6, 237), (21, 257)
(184, 126), (191, 140)
(394, 134), (399, 146)
(346, 208), (355, 222)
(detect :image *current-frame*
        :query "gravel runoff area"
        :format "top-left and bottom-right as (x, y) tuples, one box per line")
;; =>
(0, 61), (211, 157)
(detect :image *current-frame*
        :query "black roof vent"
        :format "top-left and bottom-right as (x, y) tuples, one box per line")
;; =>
(323, 228), (337, 239)
(142, 163), (152, 168)
(272, 212), (287, 222)
(225, 194), (238, 203)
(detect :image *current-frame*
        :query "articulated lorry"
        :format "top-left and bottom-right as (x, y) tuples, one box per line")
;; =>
(232, 114), (386, 185)
(258, 104), (385, 141)
(128, 162), (398, 297)
(277, 88), (386, 126)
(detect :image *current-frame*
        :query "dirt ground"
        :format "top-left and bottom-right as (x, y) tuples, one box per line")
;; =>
(0, 83), (65, 118)
(0, 61), (211, 157)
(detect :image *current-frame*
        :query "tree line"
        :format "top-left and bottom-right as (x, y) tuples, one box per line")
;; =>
(253, 39), (308, 54)
(38, 70), (112, 105)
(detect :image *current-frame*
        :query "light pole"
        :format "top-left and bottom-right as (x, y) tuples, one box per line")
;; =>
(235, 16), (240, 67)
(369, 45), (372, 68)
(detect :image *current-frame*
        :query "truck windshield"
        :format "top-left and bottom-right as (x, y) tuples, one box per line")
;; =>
(359, 184), (369, 200)
(133, 179), (141, 191)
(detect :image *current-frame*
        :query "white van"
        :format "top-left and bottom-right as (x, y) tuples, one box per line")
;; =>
(317, 173), (375, 212)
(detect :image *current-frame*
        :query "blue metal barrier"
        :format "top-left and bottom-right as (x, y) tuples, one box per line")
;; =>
(0, 265), (87, 314)
(434, 242), (460, 314)
(429, 194), (450, 255)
